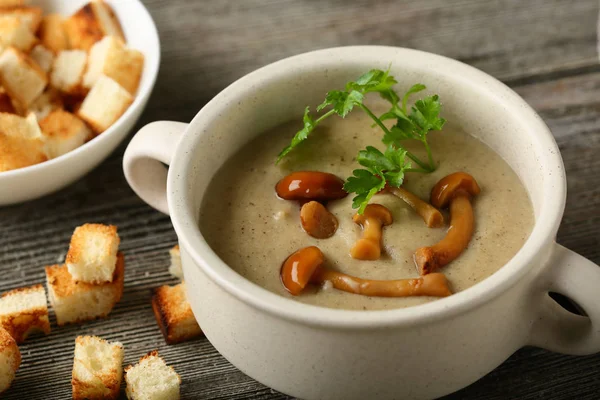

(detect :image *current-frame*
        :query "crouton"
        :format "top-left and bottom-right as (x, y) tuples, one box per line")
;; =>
(65, 1), (125, 51)
(45, 252), (124, 326)
(66, 223), (120, 283)
(72, 335), (123, 400)
(0, 327), (20, 395)
(0, 0), (27, 8)
(168, 245), (182, 279)
(39, 14), (68, 53)
(0, 284), (50, 344)
(84, 36), (143, 95)
(0, 111), (45, 171)
(0, 16), (36, 51)
(0, 87), (15, 114)
(50, 50), (87, 95)
(0, 46), (47, 106)
(0, 6), (42, 32)
(28, 87), (62, 120)
(152, 282), (202, 345)
(40, 110), (90, 159)
(125, 351), (180, 400)
(29, 44), (53, 73)
(77, 75), (132, 133)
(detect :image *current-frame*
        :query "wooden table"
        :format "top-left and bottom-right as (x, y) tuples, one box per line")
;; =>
(2, 0), (600, 398)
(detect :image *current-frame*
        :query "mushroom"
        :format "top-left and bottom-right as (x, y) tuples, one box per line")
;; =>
(350, 204), (393, 260)
(281, 246), (452, 297)
(414, 172), (481, 275)
(300, 201), (338, 239)
(276, 171), (347, 201)
(386, 186), (444, 228)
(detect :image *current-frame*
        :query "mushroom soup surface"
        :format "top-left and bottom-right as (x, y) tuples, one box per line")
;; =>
(200, 106), (534, 310)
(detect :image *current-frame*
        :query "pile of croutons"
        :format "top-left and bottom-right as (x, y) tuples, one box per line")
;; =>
(0, 0), (144, 173)
(0, 223), (200, 399)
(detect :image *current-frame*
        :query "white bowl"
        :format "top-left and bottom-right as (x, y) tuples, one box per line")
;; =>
(0, 0), (160, 206)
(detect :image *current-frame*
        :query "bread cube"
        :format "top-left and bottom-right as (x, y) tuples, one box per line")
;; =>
(50, 50), (87, 95)
(65, 1), (124, 51)
(40, 110), (91, 159)
(72, 335), (124, 400)
(28, 88), (62, 120)
(125, 351), (180, 400)
(0, 47), (47, 106)
(84, 36), (143, 95)
(0, 16), (36, 51)
(66, 223), (120, 283)
(77, 75), (132, 133)
(0, 6), (42, 32)
(45, 252), (124, 326)
(0, 111), (45, 171)
(0, 0), (27, 7)
(0, 284), (50, 344)
(0, 327), (20, 394)
(29, 44), (53, 73)
(0, 87), (15, 113)
(152, 282), (202, 345)
(168, 245), (182, 279)
(39, 14), (68, 53)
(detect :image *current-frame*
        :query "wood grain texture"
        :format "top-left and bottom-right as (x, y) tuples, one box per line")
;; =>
(1, 0), (599, 399)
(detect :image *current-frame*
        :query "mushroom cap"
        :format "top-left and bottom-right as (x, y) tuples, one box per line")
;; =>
(353, 204), (393, 226)
(280, 246), (324, 295)
(276, 171), (348, 201)
(430, 172), (481, 209)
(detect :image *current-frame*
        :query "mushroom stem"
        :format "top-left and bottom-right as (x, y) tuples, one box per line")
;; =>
(280, 246), (452, 297)
(350, 204), (393, 260)
(414, 172), (480, 275)
(313, 268), (452, 298)
(388, 187), (444, 228)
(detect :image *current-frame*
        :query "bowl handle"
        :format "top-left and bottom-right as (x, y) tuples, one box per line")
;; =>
(527, 243), (600, 355)
(123, 121), (188, 215)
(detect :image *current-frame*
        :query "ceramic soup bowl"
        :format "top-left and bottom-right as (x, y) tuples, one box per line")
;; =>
(123, 46), (600, 400)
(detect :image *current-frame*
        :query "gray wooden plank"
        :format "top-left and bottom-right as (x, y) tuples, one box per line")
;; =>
(1, 0), (599, 399)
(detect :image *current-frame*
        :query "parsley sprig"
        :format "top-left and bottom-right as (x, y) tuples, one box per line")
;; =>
(276, 68), (447, 213)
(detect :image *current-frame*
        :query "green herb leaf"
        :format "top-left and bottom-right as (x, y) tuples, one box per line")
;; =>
(410, 95), (446, 135)
(401, 83), (426, 112)
(276, 106), (316, 163)
(344, 145), (412, 213)
(317, 90), (364, 117)
(344, 169), (386, 214)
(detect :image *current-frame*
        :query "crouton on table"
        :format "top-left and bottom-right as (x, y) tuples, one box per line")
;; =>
(40, 110), (91, 159)
(0, 327), (20, 394)
(0, 284), (50, 343)
(50, 50), (87, 95)
(66, 223), (120, 283)
(77, 75), (132, 133)
(39, 14), (68, 53)
(0, 47), (47, 107)
(168, 245), (182, 279)
(72, 335), (123, 400)
(45, 252), (125, 326)
(125, 350), (180, 400)
(152, 282), (202, 345)
(65, 1), (125, 51)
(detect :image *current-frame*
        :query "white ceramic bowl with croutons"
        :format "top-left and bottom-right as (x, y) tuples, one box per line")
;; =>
(0, 0), (160, 206)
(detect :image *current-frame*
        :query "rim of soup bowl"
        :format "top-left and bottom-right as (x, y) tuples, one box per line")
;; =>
(169, 46), (566, 329)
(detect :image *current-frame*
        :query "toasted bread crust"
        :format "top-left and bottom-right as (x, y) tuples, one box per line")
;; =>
(0, 326), (20, 394)
(65, 223), (119, 283)
(65, 1), (124, 51)
(0, 284), (50, 343)
(0, 131), (46, 172)
(72, 336), (122, 400)
(39, 14), (68, 53)
(151, 283), (202, 345)
(0, 6), (43, 32)
(45, 252), (124, 325)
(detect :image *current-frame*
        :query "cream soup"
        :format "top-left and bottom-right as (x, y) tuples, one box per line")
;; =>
(200, 108), (534, 310)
